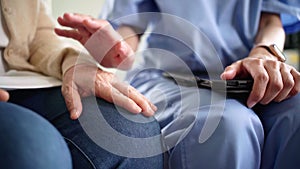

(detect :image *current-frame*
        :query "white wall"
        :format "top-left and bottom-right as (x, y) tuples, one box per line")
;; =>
(51, 0), (105, 19)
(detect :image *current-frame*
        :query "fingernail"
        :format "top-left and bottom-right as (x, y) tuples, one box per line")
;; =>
(134, 106), (142, 113)
(247, 101), (256, 108)
(148, 105), (155, 115)
(70, 109), (79, 120)
(220, 73), (225, 80)
(151, 104), (157, 112)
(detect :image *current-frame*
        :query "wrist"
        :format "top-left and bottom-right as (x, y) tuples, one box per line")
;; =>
(251, 43), (286, 62)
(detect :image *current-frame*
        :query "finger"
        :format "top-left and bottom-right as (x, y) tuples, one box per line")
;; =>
(83, 19), (109, 34)
(243, 60), (269, 108)
(54, 28), (82, 40)
(55, 28), (91, 45)
(57, 16), (85, 31)
(110, 87), (144, 115)
(77, 26), (91, 37)
(0, 89), (9, 102)
(61, 82), (83, 120)
(58, 13), (91, 29)
(288, 68), (300, 97)
(112, 81), (157, 116)
(274, 64), (294, 102)
(93, 80), (143, 114)
(259, 61), (282, 104)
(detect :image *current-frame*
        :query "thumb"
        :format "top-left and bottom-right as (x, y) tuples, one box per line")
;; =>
(61, 84), (83, 120)
(220, 62), (240, 80)
(0, 89), (9, 102)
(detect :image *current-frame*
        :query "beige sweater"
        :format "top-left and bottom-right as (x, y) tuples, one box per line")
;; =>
(1, 0), (80, 80)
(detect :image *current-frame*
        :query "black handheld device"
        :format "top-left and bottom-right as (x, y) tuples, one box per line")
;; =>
(162, 72), (253, 93)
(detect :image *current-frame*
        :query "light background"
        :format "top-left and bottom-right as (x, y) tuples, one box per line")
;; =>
(51, 0), (105, 19)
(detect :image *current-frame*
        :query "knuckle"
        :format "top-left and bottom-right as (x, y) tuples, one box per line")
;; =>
(271, 80), (283, 91)
(256, 73), (269, 82)
(95, 78), (110, 89)
(284, 79), (295, 89)
(266, 60), (278, 68)
(254, 58), (264, 65)
(126, 86), (133, 93)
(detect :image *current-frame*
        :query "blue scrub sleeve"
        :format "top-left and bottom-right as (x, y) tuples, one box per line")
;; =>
(262, 0), (300, 34)
(100, 0), (160, 33)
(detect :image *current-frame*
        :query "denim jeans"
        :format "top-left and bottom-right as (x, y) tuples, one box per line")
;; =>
(6, 87), (163, 169)
(0, 102), (72, 169)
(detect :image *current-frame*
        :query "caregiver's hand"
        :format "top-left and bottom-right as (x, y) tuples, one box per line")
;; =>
(55, 13), (134, 69)
(62, 64), (157, 120)
(221, 47), (300, 108)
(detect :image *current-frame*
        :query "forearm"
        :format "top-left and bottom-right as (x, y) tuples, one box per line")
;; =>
(29, 26), (81, 79)
(249, 12), (286, 61)
(254, 12), (285, 49)
(29, 1), (81, 79)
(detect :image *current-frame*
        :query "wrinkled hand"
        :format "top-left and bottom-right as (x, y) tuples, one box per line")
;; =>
(62, 64), (157, 120)
(0, 89), (9, 102)
(55, 13), (134, 69)
(221, 55), (300, 108)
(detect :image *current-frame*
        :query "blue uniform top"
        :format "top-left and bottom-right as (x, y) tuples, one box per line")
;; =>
(103, 0), (300, 73)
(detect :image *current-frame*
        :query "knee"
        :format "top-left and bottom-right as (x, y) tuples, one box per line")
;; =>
(84, 97), (161, 138)
(221, 100), (261, 129)
(0, 102), (71, 169)
(257, 94), (300, 130)
(216, 100), (263, 140)
(192, 99), (263, 142)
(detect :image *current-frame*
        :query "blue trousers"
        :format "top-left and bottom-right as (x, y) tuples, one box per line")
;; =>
(1, 87), (163, 169)
(130, 70), (300, 169)
(0, 102), (72, 169)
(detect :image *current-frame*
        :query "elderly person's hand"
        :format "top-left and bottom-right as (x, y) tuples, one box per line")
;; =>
(55, 13), (134, 70)
(62, 64), (157, 120)
(221, 47), (300, 108)
(0, 89), (9, 102)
